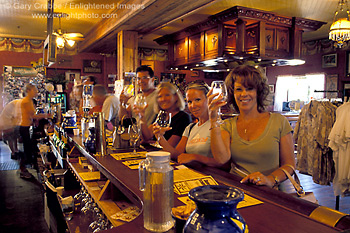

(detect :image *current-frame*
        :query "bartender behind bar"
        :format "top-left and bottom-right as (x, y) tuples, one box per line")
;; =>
(90, 84), (119, 131)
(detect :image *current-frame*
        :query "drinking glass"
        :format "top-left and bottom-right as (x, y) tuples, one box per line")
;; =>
(122, 85), (133, 109)
(134, 94), (147, 109)
(154, 110), (172, 141)
(133, 94), (147, 121)
(128, 124), (140, 155)
(62, 199), (74, 221)
(211, 81), (227, 124)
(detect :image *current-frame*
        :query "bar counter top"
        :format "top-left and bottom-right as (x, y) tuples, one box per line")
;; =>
(67, 134), (350, 233)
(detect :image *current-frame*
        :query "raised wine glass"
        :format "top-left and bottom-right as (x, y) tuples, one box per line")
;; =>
(133, 93), (147, 122)
(128, 123), (140, 155)
(122, 85), (133, 109)
(211, 81), (227, 124)
(134, 93), (147, 109)
(154, 110), (172, 141)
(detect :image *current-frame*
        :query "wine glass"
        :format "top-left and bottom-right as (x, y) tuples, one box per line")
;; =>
(154, 110), (172, 140)
(128, 124), (140, 155)
(134, 94), (147, 109)
(133, 94), (147, 121)
(122, 85), (133, 109)
(211, 81), (227, 124)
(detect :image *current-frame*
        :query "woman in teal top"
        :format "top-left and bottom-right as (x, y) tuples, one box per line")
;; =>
(208, 65), (295, 188)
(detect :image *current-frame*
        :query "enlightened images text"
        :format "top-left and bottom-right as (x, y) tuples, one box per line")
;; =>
(4, 2), (145, 11)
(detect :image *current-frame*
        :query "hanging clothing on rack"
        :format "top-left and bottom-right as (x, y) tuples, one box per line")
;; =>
(328, 102), (350, 196)
(293, 100), (336, 185)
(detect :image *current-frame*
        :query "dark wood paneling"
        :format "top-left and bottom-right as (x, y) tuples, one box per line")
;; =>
(188, 33), (203, 63)
(245, 23), (259, 55)
(265, 27), (275, 51)
(223, 25), (236, 54)
(204, 27), (219, 59)
(174, 38), (188, 65)
(276, 27), (289, 53)
(264, 24), (290, 58)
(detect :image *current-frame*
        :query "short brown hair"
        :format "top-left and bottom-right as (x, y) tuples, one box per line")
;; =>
(24, 83), (36, 93)
(225, 65), (269, 113)
(92, 84), (107, 96)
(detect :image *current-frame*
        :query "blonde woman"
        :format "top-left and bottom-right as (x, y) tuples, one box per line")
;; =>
(136, 82), (191, 148)
(153, 80), (222, 167)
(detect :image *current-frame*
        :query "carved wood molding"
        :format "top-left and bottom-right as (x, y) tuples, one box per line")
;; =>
(156, 6), (325, 44)
(293, 17), (326, 31)
(235, 7), (292, 26)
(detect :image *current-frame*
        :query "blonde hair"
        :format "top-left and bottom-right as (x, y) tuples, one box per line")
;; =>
(154, 82), (186, 112)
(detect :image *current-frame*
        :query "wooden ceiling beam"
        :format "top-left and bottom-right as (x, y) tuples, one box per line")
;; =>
(79, 0), (216, 53)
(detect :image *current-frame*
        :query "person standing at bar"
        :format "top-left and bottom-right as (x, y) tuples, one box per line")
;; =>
(119, 65), (157, 126)
(19, 84), (51, 179)
(0, 99), (22, 159)
(90, 84), (119, 130)
(208, 65), (295, 188)
(82, 75), (97, 85)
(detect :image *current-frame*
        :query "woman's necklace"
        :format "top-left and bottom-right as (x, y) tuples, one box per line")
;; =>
(238, 113), (269, 139)
(239, 115), (262, 134)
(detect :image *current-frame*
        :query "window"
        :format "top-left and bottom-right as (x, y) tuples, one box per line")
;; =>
(274, 74), (325, 112)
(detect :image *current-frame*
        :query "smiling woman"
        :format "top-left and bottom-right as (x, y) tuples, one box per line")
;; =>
(136, 82), (191, 148)
(208, 65), (296, 189)
(151, 80), (224, 167)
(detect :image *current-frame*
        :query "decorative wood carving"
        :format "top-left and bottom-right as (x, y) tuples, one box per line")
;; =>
(189, 33), (203, 62)
(223, 25), (236, 54)
(293, 17), (327, 31)
(174, 38), (188, 65)
(245, 23), (259, 55)
(205, 28), (219, 59)
(155, 5), (326, 65)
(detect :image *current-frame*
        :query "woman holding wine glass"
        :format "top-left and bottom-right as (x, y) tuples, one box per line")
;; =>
(208, 65), (295, 188)
(153, 80), (223, 167)
(136, 82), (192, 147)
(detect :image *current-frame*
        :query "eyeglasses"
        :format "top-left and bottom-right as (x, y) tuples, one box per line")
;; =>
(137, 76), (151, 81)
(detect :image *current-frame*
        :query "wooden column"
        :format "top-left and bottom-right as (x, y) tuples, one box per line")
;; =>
(291, 18), (303, 59)
(117, 31), (138, 80)
(236, 19), (246, 55)
(259, 21), (266, 58)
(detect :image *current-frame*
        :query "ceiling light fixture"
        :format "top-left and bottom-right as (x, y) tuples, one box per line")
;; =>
(56, 36), (76, 48)
(329, 0), (350, 48)
(66, 39), (75, 47)
(56, 36), (65, 48)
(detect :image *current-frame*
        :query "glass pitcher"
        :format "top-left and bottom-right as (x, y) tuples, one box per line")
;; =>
(139, 151), (174, 232)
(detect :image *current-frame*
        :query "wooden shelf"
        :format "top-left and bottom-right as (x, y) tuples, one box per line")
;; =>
(67, 160), (131, 228)
(50, 140), (66, 168)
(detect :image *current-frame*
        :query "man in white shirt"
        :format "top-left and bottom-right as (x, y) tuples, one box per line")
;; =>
(91, 84), (119, 130)
(119, 65), (157, 126)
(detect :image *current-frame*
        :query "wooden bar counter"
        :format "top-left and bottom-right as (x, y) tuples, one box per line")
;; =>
(63, 134), (349, 233)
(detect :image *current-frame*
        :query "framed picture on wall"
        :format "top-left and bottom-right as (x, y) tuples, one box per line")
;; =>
(65, 72), (80, 82)
(326, 74), (338, 99)
(269, 84), (275, 93)
(322, 53), (337, 68)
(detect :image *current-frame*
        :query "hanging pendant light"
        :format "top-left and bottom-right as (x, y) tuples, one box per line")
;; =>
(329, 0), (350, 48)
(56, 36), (65, 48)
